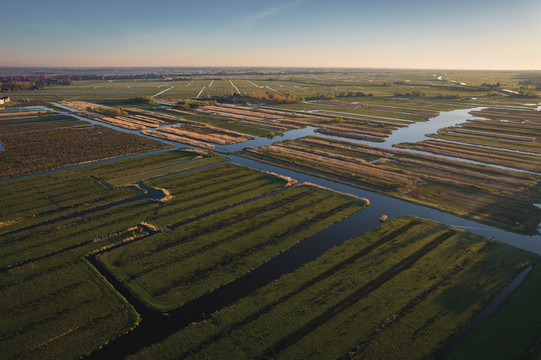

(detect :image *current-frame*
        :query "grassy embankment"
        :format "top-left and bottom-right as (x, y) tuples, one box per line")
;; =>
(396, 139), (541, 173)
(239, 135), (541, 234)
(0, 150), (226, 359)
(127, 215), (541, 360)
(97, 184), (367, 311)
(425, 108), (541, 155)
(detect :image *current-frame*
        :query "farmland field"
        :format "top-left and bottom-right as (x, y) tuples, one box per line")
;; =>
(239, 134), (541, 234)
(97, 183), (366, 310)
(0, 146), (365, 358)
(126, 216), (541, 360)
(0, 123), (171, 179)
(1, 68), (541, 359)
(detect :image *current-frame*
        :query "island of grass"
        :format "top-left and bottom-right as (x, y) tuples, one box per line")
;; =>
(238, 135), (541, 234)
(0, 150), (230, 359)
(96, 183), (367, 311)
(127, 216), (541, 360)
(2, 152), (362, 359)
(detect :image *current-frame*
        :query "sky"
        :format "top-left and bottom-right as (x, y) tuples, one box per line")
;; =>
(1, 0), (540, 69)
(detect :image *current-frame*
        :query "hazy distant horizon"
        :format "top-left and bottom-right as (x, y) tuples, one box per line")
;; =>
(1, 66), (540, 72)
(2, 0), (540, 70)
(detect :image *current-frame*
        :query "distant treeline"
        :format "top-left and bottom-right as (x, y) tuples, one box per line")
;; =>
(0, 76), (72, 92)
(210, 91), (373, 104)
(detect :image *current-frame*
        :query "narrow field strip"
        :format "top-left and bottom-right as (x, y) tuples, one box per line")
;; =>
(107, 187), (318, 267)
(0, 200), (157, 269)
(127, 190), (334, 280)
(107, 156), (229, 187)
(97, 185), (366, 311)
(126, 216), (538, 360)
(149, 177), (289, 229)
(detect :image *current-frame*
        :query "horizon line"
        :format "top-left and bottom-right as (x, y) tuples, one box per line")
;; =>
(1, 65), (540, 72)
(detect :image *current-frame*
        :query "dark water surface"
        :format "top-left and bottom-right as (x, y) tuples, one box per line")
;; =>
(6, 104), (539, 358)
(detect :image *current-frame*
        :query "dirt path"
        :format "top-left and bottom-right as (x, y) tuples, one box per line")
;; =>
(152, 87), (175, 98)
(230, 80), (242, 95)
(196, 86), (206, 99)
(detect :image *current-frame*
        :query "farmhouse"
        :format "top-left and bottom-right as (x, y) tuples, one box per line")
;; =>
(0, 97), (10, 105)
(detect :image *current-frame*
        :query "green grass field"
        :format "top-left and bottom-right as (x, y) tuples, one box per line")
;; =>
(97, 183), (366, 311)
(4, 69), (539, 102)
(0, 114), (88, 134)
(2, 68), (541, 359)
(240, 134), (541, 234)
(0, 125), (172, 179)
(0, 148), (364, 358)
(0, 150), (228, 358)
(126, 215), (541, 360)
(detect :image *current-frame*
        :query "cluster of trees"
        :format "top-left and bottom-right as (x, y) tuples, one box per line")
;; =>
(512, 90), (538, 98)
(88, 106), (127, 117)
(174, 99), (217, 110)
(212, 93), (243, 103)
(519, 81), (541, 90)
(393, 90), (425, 97)
(480, 82), (501, 88)
(0, 76), (72, 92)
(130, 96), (154, 104)
(246, 91), (299, 103)
(336, 91), (373, 98)
(435, 93), (460, 99)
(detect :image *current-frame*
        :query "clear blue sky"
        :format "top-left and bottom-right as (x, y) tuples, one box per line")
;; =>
(1, 0), (540, 69)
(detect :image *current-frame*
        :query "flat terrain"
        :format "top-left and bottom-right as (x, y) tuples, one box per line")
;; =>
(1, 68), (540, 359)
(240, 134), (541, 234)
(0, 150), (212, 359)
(126, 216), (541, 360)
(0, 123), (170, 179)
(0, 149), (365, 358)
(98, 182), (365, 311)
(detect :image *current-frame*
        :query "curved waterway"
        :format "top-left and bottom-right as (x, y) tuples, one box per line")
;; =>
(9, 104), (541, 251)
(228, 154), (541, 251)
(0, 105), (52, 112)
(7, 103), (533, 358)
(86, 153), (541, 358)
(219, 106), (541, 175)
(210, 107), (488, 152)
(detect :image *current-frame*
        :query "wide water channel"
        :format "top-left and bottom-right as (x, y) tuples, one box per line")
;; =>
(15, 103), (541, 253)
(20, 103), (537, 358)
